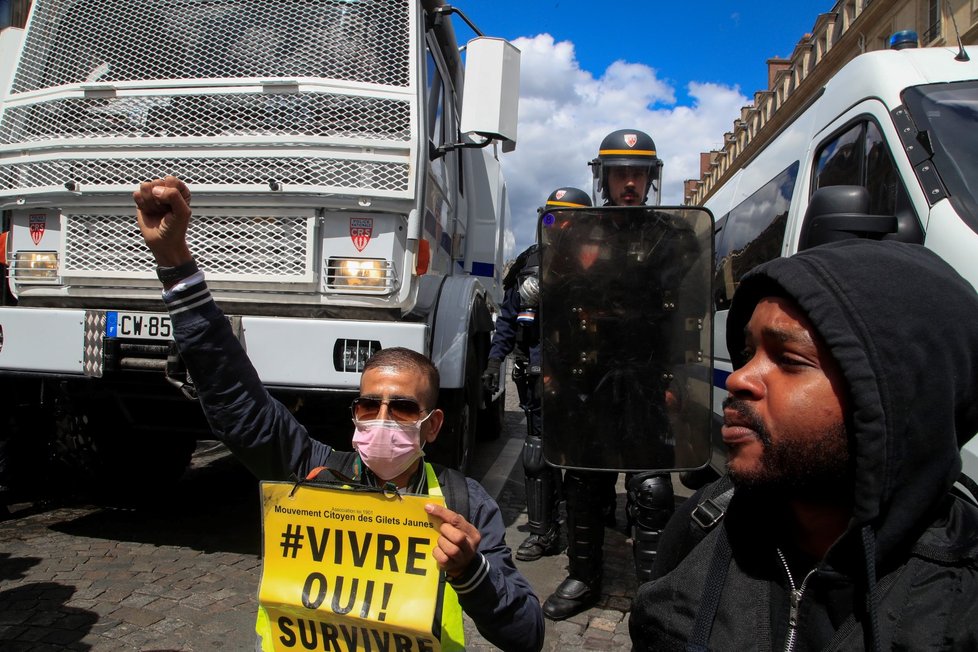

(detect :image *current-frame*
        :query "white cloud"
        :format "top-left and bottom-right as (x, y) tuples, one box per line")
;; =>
(499, 34), (749, 257)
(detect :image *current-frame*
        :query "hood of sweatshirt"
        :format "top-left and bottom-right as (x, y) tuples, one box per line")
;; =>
(726, 240), (978, 561)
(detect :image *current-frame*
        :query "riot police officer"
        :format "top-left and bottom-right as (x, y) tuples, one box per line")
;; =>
(542, 129), (675, 620)
(483, 187), (593, 562)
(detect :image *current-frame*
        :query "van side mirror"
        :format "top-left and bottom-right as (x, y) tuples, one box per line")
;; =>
(798, 186), (898, 251)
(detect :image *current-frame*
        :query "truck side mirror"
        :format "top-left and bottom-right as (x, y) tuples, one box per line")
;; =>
(459, 37), (520, 149)
(798, 186), (898, 251)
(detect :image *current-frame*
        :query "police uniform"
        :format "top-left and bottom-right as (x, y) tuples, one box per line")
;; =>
(485, 187), (593, 563)
(542, 130), (676, 621)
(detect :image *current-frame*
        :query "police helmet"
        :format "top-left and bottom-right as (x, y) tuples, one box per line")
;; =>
(543, 186), (592, 211)
(589, 129), (663, 204)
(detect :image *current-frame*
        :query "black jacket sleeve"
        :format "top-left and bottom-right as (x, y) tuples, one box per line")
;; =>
(164, 279), (333, 480)
(446, 478), (544, 651)
(488, 284), (521, 362)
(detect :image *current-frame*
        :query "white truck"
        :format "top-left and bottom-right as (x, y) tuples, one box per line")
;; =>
(702, 41), (978, 482)
(0, 0), (519, 482)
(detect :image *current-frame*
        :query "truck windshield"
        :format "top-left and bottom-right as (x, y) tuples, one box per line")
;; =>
(902, 80), (978, 233)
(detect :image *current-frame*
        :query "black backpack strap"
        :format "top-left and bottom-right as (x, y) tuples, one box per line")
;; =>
(687, 524), (732, 651)
(689, 474), (735, 539)
(304, 451), (361, 483)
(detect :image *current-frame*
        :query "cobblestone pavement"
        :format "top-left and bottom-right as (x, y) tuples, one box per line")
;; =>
(0, 375), (689, 651)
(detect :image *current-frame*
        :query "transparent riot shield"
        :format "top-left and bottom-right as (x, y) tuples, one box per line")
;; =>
(538, 206), (713, 472)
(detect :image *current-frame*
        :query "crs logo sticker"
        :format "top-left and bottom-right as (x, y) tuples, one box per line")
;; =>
(29, 213), (47, 245)
(623, 133), (638, 148)
(350, 217), (373, 252)
(554, 189), (567, 200)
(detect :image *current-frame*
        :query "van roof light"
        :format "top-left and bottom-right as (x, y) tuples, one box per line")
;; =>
(889, 30), (919, 50)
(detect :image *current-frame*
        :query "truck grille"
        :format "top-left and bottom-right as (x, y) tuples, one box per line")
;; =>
(0, 156), (410, 196)
(0, 0), (415, 199)
(11, 0), (411, 92)
(0, 93), (411, 144)
(63, 212), (313, 280)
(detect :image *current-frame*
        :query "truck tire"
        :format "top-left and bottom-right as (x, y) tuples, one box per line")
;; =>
(0, 379), (60, 499)
(428, 340), (478, 473)
(53, 397), (196, 502)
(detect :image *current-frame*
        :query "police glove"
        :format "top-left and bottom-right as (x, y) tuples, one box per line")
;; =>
(482, 358), (502, 395)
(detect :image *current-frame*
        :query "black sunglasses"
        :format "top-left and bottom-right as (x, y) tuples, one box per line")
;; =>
(350, 397), (428, 423)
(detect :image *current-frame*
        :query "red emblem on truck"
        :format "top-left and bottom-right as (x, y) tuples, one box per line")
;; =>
(350, 217), (373, 252)
(29, 214), (46, 245)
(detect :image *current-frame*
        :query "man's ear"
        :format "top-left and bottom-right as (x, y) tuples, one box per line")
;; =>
(423, 409), (444, 444)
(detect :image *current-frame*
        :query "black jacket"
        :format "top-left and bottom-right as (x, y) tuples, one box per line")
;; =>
(630, 240), (978, 650)
(489, 244), (541, 367)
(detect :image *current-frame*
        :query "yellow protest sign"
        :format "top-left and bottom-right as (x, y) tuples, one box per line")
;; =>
(258, 481), (446, 652)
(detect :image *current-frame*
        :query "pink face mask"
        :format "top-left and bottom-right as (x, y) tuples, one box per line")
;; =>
(352, 413), (433, 482)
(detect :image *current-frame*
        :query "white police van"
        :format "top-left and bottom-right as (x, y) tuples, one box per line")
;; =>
(704, 40), (978, 481)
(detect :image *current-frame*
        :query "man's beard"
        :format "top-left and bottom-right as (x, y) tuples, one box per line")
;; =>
(724, 398), (851, 500)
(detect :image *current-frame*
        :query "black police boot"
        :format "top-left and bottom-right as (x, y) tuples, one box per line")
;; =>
(543, 471), (604, 620)
(516, 525), (561, 561)
(542, 577), (600, 621)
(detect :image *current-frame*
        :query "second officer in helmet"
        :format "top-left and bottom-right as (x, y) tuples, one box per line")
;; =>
(483, 187), (593, 562)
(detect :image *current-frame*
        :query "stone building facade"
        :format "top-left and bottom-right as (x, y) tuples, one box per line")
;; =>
(685, 0), (978, 205)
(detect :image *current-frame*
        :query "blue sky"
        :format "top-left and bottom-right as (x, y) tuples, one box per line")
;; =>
(457, 0), (833, 255)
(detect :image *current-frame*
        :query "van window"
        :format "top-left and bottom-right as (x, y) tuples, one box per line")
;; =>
(713, 161), (799, 310)
(814, 120), (910, 217)
(903, 80), (978, 233)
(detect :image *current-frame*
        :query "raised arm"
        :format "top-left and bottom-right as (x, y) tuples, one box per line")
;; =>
(133, 177), (332, 480)
(133, 176), (194, 270)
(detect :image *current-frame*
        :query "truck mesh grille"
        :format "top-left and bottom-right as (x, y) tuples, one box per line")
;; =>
(0, 156), (409, 194)
(0, 0), (414, 198)
(0, 93), (411, 144)
(12, 0), (410, 93)
(63, 213), (312, 278)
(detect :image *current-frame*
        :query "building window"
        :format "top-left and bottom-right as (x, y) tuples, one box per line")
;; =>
(0, 0), (12, 29)
(924, 0), (942, 42)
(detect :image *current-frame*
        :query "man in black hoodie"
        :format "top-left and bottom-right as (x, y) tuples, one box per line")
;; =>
(629, 240), (978, 650)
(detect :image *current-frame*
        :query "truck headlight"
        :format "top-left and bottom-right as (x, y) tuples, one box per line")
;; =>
(327, 257), (392, 289)
(13, 251), (60, 281)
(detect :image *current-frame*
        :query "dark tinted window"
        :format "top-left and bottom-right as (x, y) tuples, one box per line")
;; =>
(864, 122), (904, 216)
(903, 80), (978, 232)
(815, 123), (861, 187)
(713, 161), (799, 309)
(815, 120), (908, 217)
